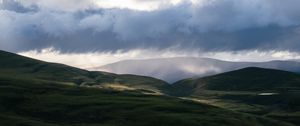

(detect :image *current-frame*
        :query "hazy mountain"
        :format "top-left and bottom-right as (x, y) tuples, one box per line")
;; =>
(95, 57), (300, 82)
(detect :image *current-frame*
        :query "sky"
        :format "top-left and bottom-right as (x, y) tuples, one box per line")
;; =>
(1, 0), (300, 69)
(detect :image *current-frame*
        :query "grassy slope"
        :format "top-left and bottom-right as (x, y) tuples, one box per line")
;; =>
(170, 67), (300, 95)
(171, 67), (300, 125)
(199, 67), (300, 91)
(0, 50), (168, 92)
(0, 76), (293, 126)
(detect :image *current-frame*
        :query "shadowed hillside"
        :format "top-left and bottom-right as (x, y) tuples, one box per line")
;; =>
(0, 50), (168, 92)
(171, 67), (300, 125)
(0, 75), (293, 126)
(172, 67), (300, 94)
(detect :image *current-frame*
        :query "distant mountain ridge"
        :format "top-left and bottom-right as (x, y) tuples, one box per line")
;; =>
(94, 57), (300, 82)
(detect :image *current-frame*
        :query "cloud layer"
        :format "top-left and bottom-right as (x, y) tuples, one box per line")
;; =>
(1, 0), (300, 53)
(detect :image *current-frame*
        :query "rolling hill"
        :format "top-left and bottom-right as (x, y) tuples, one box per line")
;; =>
(172, 67), (300, 93)
(0, 50), (168, 92)
(1, 50), (295, 126)
(95, 57), (300, 82)
(171, 67), (300, 125)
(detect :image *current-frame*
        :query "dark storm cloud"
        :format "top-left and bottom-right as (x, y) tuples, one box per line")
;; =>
(0, 0), (37, 13)
(1, 0), (300, 53)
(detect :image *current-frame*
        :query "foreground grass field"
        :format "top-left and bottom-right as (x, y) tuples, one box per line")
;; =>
(0, 76), (294, 126)
(183, 90), (300, 126)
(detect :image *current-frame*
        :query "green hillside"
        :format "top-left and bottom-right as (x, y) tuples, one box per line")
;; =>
(171, 67), (300, 95)
(171, 67), (300, 125)
(0, 50), (168, 92)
